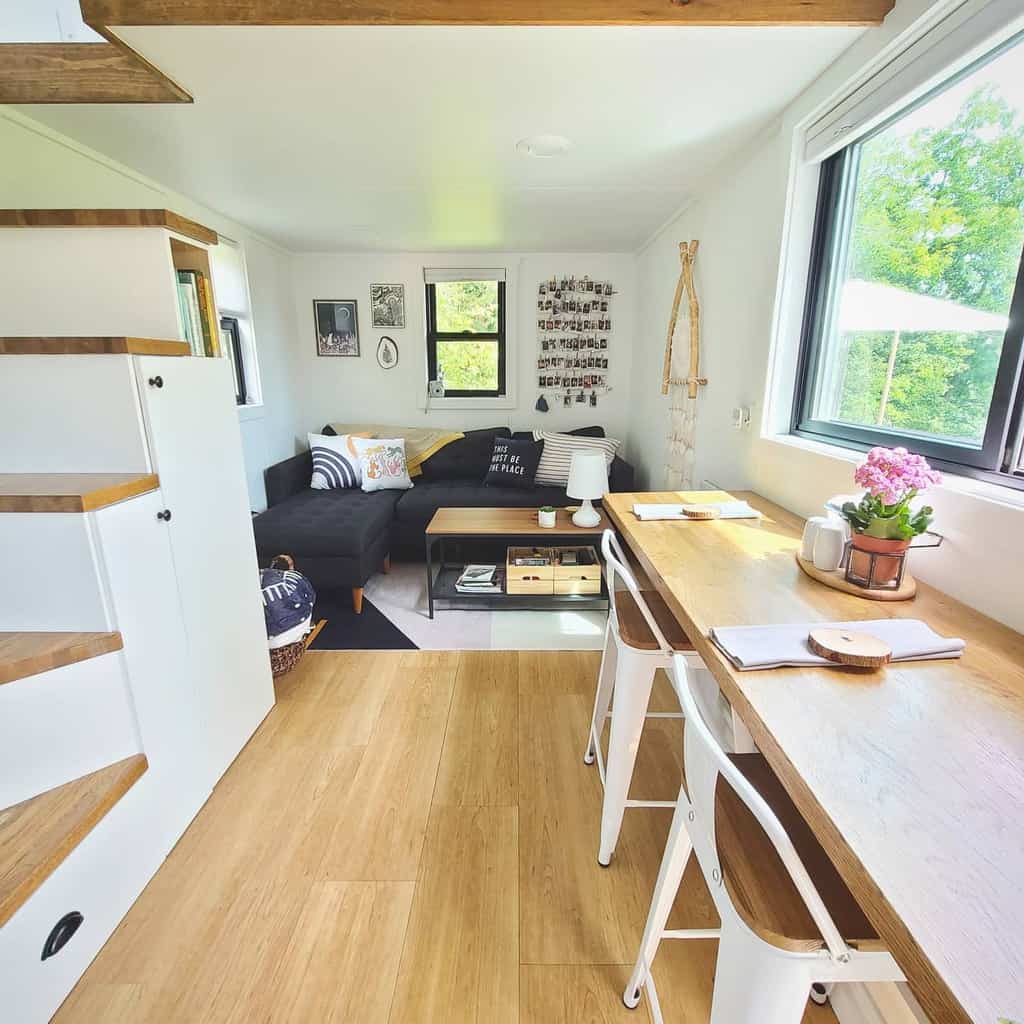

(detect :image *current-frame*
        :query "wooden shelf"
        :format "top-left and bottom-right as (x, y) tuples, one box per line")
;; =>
(0, 337), (190, 357)
(0, 632), (124, 686)
(0, 473), (159, 513)
(0, 209), (217, 246)
(0, 755), (148, 927)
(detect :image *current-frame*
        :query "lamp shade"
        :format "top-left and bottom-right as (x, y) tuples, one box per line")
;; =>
(566, 451), (608, 500)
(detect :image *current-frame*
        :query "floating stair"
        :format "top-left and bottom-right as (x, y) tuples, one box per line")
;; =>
(0, 632), (123, 686)
(0, 337), (189, 356)
(0, 754), (148, 927)
(0, 473), (159, 512)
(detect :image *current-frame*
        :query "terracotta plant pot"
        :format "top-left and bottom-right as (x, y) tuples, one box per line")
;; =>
(848, 532), (911, 585)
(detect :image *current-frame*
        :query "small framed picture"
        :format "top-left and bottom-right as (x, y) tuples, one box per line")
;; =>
(314, 300), (359, 356)
(370, 283), (406, 328)
(376, 335), (399, 369)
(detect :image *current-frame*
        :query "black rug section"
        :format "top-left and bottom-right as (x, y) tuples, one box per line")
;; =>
(309, 588), (418, 651)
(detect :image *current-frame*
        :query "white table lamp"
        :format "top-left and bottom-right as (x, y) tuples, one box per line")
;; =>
(567, 451), (608, 528)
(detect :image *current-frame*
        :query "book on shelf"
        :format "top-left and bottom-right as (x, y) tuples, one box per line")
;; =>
(176, 269), (221, 358)
(455, 564), (504, 595)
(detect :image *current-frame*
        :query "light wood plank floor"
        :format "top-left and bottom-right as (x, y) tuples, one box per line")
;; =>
(55, 651), (838, 1023)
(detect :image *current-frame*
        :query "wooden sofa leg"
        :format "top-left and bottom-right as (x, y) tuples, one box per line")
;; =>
(352, 587), (364, 614)
(383, 554), (391, 574)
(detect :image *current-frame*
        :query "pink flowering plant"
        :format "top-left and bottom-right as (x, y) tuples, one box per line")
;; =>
(841, 446), (941, 541)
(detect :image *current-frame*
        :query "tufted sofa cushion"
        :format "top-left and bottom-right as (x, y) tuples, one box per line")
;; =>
(253, 488), (401, 558)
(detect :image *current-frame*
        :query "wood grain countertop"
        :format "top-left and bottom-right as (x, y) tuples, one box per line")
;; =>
(604, 489), (1024, 1024)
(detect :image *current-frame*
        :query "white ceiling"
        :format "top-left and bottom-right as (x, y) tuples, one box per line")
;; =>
(21, 26), (863, 252)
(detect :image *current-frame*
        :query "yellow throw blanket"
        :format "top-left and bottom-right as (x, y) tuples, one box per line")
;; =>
(328, 424), (464, 478)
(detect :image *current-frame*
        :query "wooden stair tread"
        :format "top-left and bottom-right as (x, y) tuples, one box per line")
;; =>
(715, 753), (880, 952)
(615, 589), (696, 651)
(0, 473), (159, 512)
(0, 337), (189, 357)
(0, 754), (148, 927)
(0, 209), (217, 245)
(0, 632), (123, 685)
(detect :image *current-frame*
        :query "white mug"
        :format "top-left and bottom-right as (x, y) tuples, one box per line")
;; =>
(801, 516), (829, 560)
(812, 521), (847, 572)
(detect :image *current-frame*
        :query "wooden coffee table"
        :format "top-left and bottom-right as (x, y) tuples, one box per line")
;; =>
(424, 506), (610, 617)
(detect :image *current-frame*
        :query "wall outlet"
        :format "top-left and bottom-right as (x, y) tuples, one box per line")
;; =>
(731, 406), (752, 430)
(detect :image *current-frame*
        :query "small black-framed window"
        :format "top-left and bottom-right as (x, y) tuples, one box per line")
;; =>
(425, 277), (506, 398)
(793, 32), (1024, 490)
(219, 316), (247, 406)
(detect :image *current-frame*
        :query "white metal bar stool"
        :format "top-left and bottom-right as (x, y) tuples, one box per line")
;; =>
(625, 652), (904, 1023)
(584, 529), (713, 867)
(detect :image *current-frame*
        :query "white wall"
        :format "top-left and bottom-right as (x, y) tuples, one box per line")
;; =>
(0, 110), (304, 510)
(289, 251), (636, 447)
(627, 0), (1024, 633)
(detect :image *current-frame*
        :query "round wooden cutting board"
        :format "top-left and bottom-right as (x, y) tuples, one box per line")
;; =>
(808, 628), (892, 668)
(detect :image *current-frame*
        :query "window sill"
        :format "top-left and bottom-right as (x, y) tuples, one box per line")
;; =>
(237, 403), (265, 422)
(424, 395), (517, 412)
(764, 432), (1024, 513)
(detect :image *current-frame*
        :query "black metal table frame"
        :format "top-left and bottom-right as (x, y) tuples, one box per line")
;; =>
(424, 529), (609, 618)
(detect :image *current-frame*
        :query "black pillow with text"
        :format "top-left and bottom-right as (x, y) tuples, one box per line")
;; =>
(483, 438), (541, 489)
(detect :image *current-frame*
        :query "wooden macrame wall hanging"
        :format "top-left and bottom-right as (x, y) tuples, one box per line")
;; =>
(662, 240), (706, 489)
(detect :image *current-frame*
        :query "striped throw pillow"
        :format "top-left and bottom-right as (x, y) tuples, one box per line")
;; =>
(532, 430), (620, 486)
(309, 432), (362, 490)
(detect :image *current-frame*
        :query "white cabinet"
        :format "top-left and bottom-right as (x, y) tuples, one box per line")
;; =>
(135, 356), (273, 780)
(0, 213), (274, 1020)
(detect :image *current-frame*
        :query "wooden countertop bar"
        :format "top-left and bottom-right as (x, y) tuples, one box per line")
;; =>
(0, 337), (190, 356)
(0, 632), (123, 685)
(0, 473), (159, 512)
(604, 490), (1024, 1024)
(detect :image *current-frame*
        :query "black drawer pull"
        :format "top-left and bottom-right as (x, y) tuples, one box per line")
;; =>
(148, 376), (164, 388)
(42, 912), (83, 961)
(157, 509), (172, 522)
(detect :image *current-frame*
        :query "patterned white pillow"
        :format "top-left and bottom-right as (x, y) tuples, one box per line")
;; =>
(352, 436), (414, 492)
(309, 432), (363, 489)
(532, 430), (620, 486)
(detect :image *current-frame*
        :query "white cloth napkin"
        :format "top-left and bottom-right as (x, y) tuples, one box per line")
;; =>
(709, 619), (965, 670)
(632, 501), (760, 522)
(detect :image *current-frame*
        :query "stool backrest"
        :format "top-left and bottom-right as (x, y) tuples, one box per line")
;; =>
(670, 652), (850, 962)
(601, 529), (672, 654)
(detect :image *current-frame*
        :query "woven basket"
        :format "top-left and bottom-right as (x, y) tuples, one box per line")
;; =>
(267, 554), (309, 678)
(270, 638), (306, 678)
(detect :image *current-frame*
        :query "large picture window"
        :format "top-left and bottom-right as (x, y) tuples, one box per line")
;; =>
(425, 271), (506, 398)
(794, 33), (1024, 487)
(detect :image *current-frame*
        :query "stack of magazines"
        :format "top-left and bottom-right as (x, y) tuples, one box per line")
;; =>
(455, 564), (503, 595)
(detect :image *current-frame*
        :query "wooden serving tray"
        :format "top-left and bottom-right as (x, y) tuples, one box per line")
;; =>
(795, 553), (916, 602)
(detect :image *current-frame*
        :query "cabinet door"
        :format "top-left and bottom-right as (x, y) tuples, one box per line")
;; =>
(93, 490), (209, 851)
(134, 356), (274, 786)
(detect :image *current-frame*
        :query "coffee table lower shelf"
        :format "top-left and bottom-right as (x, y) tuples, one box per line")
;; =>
(428, 566), (608, 615)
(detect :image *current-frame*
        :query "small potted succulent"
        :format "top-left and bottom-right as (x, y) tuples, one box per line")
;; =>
(840, 446), (941, 584)
(538, 505), (557, 528)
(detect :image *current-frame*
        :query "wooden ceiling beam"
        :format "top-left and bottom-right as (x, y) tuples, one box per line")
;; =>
(80, 0), (894, 27)
(0, 42), (190, 104)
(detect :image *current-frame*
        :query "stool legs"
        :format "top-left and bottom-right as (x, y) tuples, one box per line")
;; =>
(599, 646), (657, 866)
(624, 787), (694, 1008)
(585, 621), (618, 765)
(710, 917), (812, 1024)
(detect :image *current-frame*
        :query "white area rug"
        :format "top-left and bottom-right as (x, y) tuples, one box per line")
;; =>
(364, 562), (606, 651)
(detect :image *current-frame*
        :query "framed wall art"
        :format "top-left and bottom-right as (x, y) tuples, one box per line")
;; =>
(370, 283), (406, 328)
(314, 300), (360, 356)
(376, 335), (399, 369)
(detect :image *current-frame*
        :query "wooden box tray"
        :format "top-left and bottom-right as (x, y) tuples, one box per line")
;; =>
(507, 547), (554, 594)
(552, 546), (602, 595)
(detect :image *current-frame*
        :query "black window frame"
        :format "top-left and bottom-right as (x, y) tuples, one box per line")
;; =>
(793, 116), (1024, 492)
(219, 315), (248, 406)
(425, 280), (507, 398)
